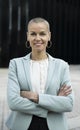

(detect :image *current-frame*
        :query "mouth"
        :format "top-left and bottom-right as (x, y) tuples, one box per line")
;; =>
(34, 42), (43, 46)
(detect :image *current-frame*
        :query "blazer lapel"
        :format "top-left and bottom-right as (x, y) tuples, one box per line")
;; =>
(45, 55), (55, 92)
(23, 53), (32, 91)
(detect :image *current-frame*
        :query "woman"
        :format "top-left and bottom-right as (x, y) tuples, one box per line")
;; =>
(6, 17), (74, 130)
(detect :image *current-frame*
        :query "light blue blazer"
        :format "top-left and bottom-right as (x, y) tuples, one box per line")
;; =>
(6, 53), (74, 130)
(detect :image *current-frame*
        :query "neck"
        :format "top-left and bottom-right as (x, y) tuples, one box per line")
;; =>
(31, 51), (48, 61)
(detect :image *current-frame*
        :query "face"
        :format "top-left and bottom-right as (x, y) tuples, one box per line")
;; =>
(27, 22), (51, 52)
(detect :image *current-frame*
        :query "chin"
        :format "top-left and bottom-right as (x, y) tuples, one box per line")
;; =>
(33, 45), (46, 52)
(34, 47), (43, 51)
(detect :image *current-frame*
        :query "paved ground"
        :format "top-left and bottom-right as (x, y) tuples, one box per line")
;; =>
(0, 65), (80, 130)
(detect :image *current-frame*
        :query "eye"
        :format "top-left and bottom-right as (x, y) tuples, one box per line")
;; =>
(30, 32), (36, 36)
(40, 32), (46, 36)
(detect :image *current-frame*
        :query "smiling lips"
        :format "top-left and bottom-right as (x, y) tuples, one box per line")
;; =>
(34, 43), (43, 46)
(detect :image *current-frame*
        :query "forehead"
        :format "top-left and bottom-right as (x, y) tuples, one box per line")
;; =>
(28, 22), (49, 32)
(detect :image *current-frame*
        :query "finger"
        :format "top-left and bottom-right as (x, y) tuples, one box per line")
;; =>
(64, 89), (72, 94)
(64, 88), (72, 95)
(60, 84), (67, 90)
(61, 84), (66, 88)
(62, 85), (71, 91)
(64, 87), (72, 92)
(64, 92), (72, 96)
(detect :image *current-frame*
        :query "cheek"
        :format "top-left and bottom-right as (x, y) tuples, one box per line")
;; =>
(28, 38), (33, 46)
(45, 42), (48, 46)
(45, 38), (49, 45)
(29, 42), (33, 47)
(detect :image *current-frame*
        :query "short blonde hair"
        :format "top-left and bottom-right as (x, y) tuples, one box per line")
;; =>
(27, 17), (50, 31)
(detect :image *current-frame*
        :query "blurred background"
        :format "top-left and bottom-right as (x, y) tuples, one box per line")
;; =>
(0, 0), (80, 130)
(0, 0), (80, 67)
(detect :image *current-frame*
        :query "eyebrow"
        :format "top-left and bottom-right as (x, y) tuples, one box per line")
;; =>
(29, 31), (47, 33)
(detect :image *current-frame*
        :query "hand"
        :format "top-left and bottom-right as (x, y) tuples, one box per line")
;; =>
(20, 91), (39, 103)
(58, 84), (72, 96)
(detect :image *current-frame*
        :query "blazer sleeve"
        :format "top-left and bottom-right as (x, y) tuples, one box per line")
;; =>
(7, 59), (48, 118)
(38, 62), (74, 113)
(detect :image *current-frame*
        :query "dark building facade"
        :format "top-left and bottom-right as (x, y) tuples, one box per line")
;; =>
(0, 0), (80, 67)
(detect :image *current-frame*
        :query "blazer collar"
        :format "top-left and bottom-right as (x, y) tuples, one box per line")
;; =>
(23, 52), (55, 61)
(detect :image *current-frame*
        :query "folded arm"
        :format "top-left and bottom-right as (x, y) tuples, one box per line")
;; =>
(20, 84), (72, 103)
(7, 60), (48, 118)
(38, 63), (74, 113)
(20, 63), (74, 113)
(21, 84), (73, 112)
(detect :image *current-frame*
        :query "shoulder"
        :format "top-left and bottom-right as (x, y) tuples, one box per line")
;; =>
(55, 58), (68, 65)
(48, 54), (69, 68)
(9, 53), (30, 67)
(10, 53), (30, 63)
(10, 57), (24, 62)
(55, 58), (69, 70)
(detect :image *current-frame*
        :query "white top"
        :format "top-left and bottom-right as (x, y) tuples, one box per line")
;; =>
(30, 58), (48, 94)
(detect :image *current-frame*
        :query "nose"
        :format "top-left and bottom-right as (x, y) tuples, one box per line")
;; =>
(35, 34), (41, 40)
